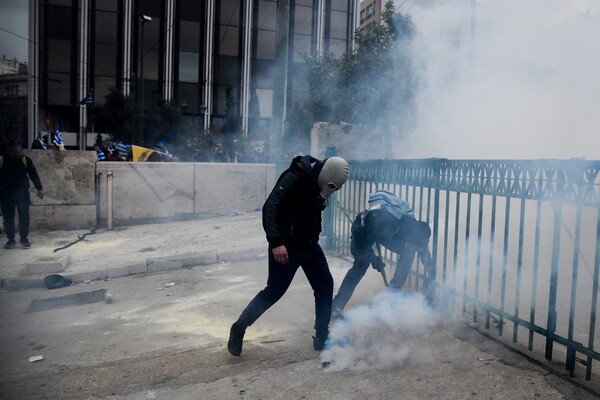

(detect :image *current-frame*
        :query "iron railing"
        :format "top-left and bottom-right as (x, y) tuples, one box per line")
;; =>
(328, 158), (600, 381)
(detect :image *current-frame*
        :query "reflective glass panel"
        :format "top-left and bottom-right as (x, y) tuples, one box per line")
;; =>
(294, 6), (312, 35)
(293, 34), (311, 62)
(330, 11), (348, 39)
(331, 0), (349, 11)
(47, 39), (71, 73)
(255, 30), (275, 60)
(220, 0), (241, 26)
(96, 0), (118, 11)
(179, 51), (199, 83)
(180, 20), (200, 52)
(47, 72), (70, 105)
(47, 6), (72, 40)
(96, 11), (118, 44)
(257, 1), (276, 30)
(219, 27), (240, 57)
(95, 44), (117, 76)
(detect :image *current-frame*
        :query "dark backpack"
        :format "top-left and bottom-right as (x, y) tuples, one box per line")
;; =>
(44, 274), (73, 289)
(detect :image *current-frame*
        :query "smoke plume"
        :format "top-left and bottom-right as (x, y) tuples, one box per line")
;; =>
(321, 290), (446, 371)
(399, 0), (600, 159)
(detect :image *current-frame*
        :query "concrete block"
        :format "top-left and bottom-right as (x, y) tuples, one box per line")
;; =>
(1, 277), (46, 291)
(218, 248), (267, 263)
(22, 256), (70, 276)
(67, 262), (147, 282)
(146, 251), (218, 273)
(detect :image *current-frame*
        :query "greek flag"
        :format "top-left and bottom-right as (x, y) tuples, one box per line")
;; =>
(116, 141), (130, 154)
(75, 89), (94, 107)
(96, 148), (106, 161)
(53, 129), (64, 147)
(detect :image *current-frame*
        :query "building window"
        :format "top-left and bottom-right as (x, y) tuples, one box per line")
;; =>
(179, 51), (199, 82)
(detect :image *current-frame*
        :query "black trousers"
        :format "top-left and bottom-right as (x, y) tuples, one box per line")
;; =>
(1, 187), (31, 242)
(237, 244), (333, 338)
(332, 214), (417, 313)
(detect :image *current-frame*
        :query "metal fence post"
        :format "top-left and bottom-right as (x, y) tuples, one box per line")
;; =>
(323, 146), (337, 249)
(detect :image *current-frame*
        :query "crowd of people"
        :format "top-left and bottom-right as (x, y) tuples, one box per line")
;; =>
(28, 130), (264, 163)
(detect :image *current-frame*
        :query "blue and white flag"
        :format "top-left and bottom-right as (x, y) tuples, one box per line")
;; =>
(53, 129), (64, 147)
(116, 141), (131, 154)
(75, 89), (94, 107)
(96, 148), (106, 161)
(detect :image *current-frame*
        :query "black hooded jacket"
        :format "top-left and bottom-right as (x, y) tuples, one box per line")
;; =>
(262, 155), (326, 250)
(0, 155), (43, 192)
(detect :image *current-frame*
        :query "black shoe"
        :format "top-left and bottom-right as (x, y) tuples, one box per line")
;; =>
(227, 322), (246, 356)
(19, 239), (31, 248)
(4, 240), (16, 249)
(313, 335), (327, 351)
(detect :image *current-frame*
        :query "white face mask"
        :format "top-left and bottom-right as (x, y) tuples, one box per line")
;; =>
(317, 157), (349, 199)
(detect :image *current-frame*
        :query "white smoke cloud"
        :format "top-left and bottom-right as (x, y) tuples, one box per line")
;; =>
(321, 290), (446, 371)
(398, 0), (600, 159)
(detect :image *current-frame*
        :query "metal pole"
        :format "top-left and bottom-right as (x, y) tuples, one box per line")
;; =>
(107, 170), (113, 230)
(140, 19), (145, 146)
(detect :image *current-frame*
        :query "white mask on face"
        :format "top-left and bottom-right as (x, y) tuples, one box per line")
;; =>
(317, 157), (349, 199)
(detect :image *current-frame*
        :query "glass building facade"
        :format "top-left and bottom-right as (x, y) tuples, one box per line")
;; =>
(28, 0), (357, 151)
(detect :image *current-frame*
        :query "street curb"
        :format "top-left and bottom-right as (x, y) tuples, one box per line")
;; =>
(0, 247), (267, 292)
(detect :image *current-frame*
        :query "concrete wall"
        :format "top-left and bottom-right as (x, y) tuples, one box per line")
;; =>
(19, 151), (276, 230)
(96, 161), (276, 226)
(24, 149), (97, 230)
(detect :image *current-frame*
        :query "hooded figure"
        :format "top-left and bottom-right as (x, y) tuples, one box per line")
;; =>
(227, 154), (349, 356)
(0, 139), (44, 249)
(331, 190), (433, 318)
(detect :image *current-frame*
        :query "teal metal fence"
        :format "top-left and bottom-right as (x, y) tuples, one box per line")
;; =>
(328, 158), (600, 381)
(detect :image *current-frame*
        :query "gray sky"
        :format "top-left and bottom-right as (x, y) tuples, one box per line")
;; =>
(0, 0), (29, 62)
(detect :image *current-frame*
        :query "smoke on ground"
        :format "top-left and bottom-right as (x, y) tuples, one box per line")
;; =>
(321, 290), (446, 371)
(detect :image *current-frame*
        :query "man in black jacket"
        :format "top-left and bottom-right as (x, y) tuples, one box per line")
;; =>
(0, 139), (44, 249)
(332, 191), (433, 318)
(227, 154), (349, 356)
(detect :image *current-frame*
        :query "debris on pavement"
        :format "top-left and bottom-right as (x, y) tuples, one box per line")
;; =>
(163, 282), (175, 288)
(28, 355), (44, 362)
(105, 291), (113, 304)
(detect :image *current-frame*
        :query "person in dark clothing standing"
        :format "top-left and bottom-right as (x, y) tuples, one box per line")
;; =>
(331, 190), (433, 318)
(0, 139), (44, 249)
(227, 154), (349, 356)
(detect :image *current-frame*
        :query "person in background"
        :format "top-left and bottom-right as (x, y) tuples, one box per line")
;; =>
(227, 155), (349, 356)
(104, 143), (121, 161)
(31, 133), (48, 149)
(148, 140), (173, 162)
(212, 143), (227, 162)
(0, 139), (44, 249)
(331, 190), (433, 319)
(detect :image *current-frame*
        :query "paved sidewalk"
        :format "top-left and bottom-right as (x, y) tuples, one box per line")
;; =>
(0, 212), (268, 290)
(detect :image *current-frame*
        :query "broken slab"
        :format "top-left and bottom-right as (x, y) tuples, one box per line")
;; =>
(21, 256), (71, 276)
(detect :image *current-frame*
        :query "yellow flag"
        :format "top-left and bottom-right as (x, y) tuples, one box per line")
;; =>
(131, 145), (155, 162)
